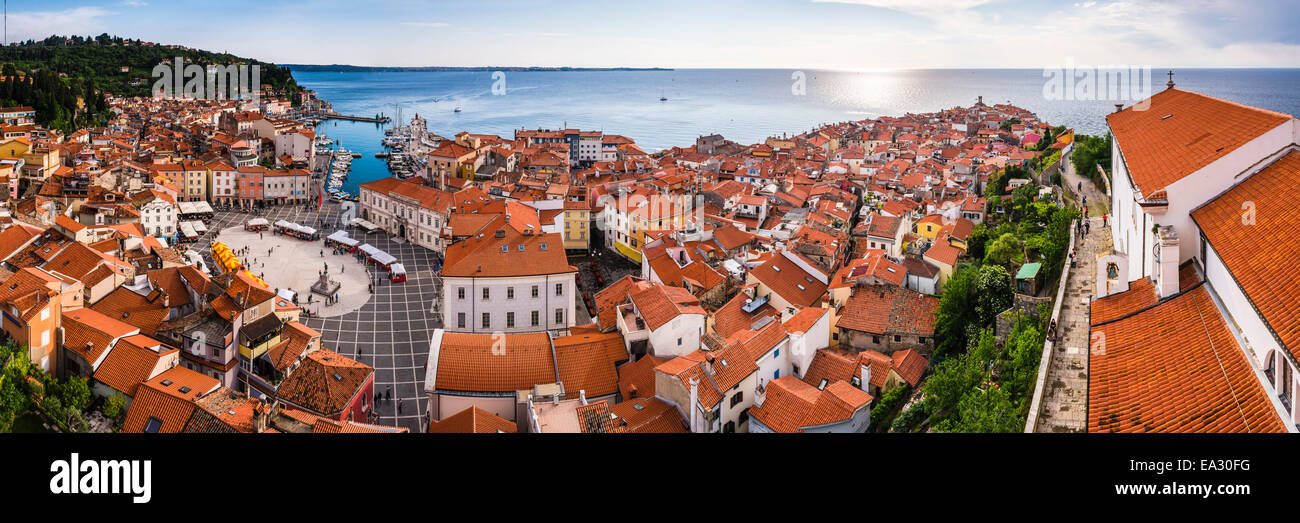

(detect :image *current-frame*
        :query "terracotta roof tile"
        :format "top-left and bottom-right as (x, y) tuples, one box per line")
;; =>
(1107, 88), (1290, 194)
(434, 331), (555, 392)
(1191, 150), (1300, 363)
(275, 349), (373, 417)
(427, 406), (517, 433)
(1089, 285), (1286, 433)
(608, 397), (688, 433)
(92, 335), (176, 397)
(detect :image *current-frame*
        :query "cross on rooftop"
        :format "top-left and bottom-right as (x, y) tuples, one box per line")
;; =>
(1166, 70), (1175, 90)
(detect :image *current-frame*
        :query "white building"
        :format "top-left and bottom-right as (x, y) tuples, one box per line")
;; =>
(359, 177), (455, 254)
(1087, 85), (1300, 433)
(441, 205), (577, 335)
(134, 191), (177, 237)
(613, 281), (707, 359)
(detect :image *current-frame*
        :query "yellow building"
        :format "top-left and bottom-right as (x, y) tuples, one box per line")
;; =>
(603, 193), (687, 263)
(0, 137), (31, 158)
(562, 202), (590, 253)
(915, 215), (946, 240)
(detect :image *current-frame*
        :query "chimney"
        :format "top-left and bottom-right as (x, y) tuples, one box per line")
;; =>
(628, 384), (638, 399)
(860, 364), (872, 393)
(688, 377), (700, 433)
(579, 389), (587, 405)
(1114, 104), (1123, 113)
(1154, 225), (1180, 299)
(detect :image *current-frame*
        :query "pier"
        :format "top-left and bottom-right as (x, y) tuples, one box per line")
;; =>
(318, 111), (391, 123)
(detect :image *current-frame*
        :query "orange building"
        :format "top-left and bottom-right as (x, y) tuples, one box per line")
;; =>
(0, 268), (67, 374)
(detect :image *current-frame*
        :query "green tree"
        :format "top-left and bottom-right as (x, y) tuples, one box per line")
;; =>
(103, 392), (127, 421)
(55, 376), (91, 412)
(975, 264), (1014, 326)
(932, 264), (979, 356)
(947, 385), (1022, 433)
(984, 233), (1024, 268)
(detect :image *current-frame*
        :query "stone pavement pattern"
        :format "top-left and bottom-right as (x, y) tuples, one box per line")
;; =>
(1037, 215), (1111, 433)
(197, 202), (441, 433)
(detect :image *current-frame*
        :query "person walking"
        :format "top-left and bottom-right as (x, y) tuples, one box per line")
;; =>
(1103, 214), (1108, 227)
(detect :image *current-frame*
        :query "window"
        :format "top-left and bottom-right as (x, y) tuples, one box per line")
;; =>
(458, 287), (465, 300)
(738, 408), (750, 424)
(872, 335), (881, 344)
(730, 391), (744, 408)
(482, 288), (490, 300)
(773, 369), (780, 379)
(506, 312), (515, 328)
(555, 308), (564, 324)
(555, 283), (563, 296)
(531, 310), (540, 326)
(1282, 358), (1293, 410)
(144, 417), (163, 433)
(677, 337), (682, 346)
(507, 287), (514, 300)
(482, 313), (490, 329)
(531, 285), (539, 298)
(457, 313), (466, 329)
(1266, 352), (1277, 385)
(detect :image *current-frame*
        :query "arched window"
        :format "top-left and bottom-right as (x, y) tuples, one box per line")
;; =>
(1265, 350), (1276, 385)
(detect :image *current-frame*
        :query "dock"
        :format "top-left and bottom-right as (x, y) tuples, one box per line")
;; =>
(318, 111), (391, 123)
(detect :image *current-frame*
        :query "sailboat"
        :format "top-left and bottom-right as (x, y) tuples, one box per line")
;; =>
(453, 106), (462, 113)
(660, 89), (667, 102)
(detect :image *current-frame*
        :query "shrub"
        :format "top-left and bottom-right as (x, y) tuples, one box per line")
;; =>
(870, 385), (911, 429)
(103, 393), (127, 421)
(891, 404), (928, 433)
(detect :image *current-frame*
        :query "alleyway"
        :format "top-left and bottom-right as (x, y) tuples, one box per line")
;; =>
(1036, 160), (1112, 432)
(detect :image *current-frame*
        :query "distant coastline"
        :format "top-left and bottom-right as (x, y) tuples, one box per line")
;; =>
(286, 64), (673, 72)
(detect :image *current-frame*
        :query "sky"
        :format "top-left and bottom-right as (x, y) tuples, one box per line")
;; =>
(7, 0), (1300, 69)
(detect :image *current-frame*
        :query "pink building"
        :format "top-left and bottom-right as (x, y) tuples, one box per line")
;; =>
(236, 165), (266, 209)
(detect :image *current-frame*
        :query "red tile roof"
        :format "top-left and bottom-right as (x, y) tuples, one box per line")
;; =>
(427, 406), (517, 433)
(434, 331), (556, 392)
(92, 335), (176, 397)
(1191, 150), (1300, 364)
(1107, 88), (1290, 194)
(441, 211), (574, 278)
(1089, 284), (1286, 433)
(628, 282), (706, 331)
(552, 330), (626, 399)
(837, 285), (939, 337)
(749, 250), (828, 308)
(608, 397), (688, 433)
(62, 307), (139, 366)
(617, 354), (669, 400)
(749, 376), (871, 432)
(121, 378), (198, 433)
(275, 349), (373, 417)
(712, 291), (781, 339)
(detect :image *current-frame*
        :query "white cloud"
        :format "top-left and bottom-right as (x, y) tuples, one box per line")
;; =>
(122, 0), (148, 7)
(6, 7), (111, 42)
(400, 22), (449, 28)
(811, 0), (994, 11)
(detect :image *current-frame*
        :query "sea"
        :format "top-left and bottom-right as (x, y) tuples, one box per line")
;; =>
(291, 68), (1300, 194)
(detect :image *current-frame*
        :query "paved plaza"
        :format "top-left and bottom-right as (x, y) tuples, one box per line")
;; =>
(194, 201), (442, 433)
(212, 225), (372, 317)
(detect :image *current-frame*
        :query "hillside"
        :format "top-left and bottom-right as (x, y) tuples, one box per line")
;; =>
(0, 34), (301, 99)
